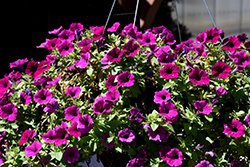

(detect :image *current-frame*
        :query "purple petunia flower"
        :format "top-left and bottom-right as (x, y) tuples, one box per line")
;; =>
(105, 90), (120, 102)
(118, 128), (135, 143)
(58, 29), (75, 41)
(195, 44), (209, 57)
(159, 101), (179, 123)
(141, 32), (156, 46)
(9, 58), (29, 72)
(77, 114), (94, 134)
(0, 103), (18, 121)
(64, 105), (81, 122)
(93, 26), (105, 41)
(107, 22), (120, 32)
(237, 33), (248, 43)
(161, 31), (176, 45)
(246, 115), (250, 127)
(212, 61), (231, 79)
(147, 126), (171, 143)
(70, 23), (84, 31)
(68, 121), (81, 138)
(189, 67), (209, 86)
(43, 98), (58, 113)
(230, 160), (242, 167)
(117, 71), (136, 87)
(46, 38), (61, 50)
(76, 52), (90, 69)
(53, 121), (69, 146)
(105, 75), (118, 90)
(25, 141), (42, 157)
(19, 130), (36, 146)
(65, 86), (81, 98)
(63, 147), (80, 164)
(159, 63), (179, 80)
(195, 160), (214, 167)
(129, 108), (144, 123)
(42, 129), (55, 143)
(194, 32), (207, 45)
(0, 76), (11, 97)
(205, 151), (217, 159)
(126, 158), (144, 167)
(154, 88), (171, 104)
(57, 40), (74, 56)
(205, 27), (223, 43)
(194, 100), (212, 114)
(159, 146), (171, 162)
(25, 61), (47, 79)
(121, 23), (137, 38)
(233, 51), (250, 68)
(223, 120), (245, 138)
(34, 89), (53, 104)
(222, 36), (241, 52)
(48, 26), (63, 34)
(214, 87), (227, 97)
(78, 39), (92, 53)
(165, 148), (184, 167)
(93, 96), (113, 114)
(102, 133), (115, 149)
(122, 40), (140, 57)
(106, 47), (123, 63)
(20, 92), (32, 105)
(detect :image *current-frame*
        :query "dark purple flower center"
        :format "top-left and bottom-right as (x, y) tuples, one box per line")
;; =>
(123, 134), (129, 139)
(173, 154), (179, 159)
(65, 46), (69, 51)
(4, 83), (8, 88)
(41, 95), (46, 100)
(113, 53), (118, 58)
(34, 148), (38, 152)
(51, 43), (56, 47)
(228, 42), (234, 48)
(70, 92), (75, 97)
(69, 151), (75, 157)
(195, 74), (201, 81)
(145, 38), (150, 43)
(72, 112), (77, 116)
(162, 95), (166, 100)
(166, 69), (173, 74)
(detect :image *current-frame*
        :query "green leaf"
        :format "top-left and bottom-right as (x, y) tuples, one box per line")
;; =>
(236, 110), (245, 117)
(151, 123), (159, 131)
(162, 123), (175, 133)
(50, 151), (63, 161)
(204, 114), (213, 122)
(191, 124), (197, 138)
(10, 123), (18, 129)
(205, 137), (213, 144)
(87, 67), (94, 76)
(115, 146), (123, 153)
(127, 148), (136, 156)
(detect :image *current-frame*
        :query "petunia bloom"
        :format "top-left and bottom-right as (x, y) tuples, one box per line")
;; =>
(25, 61), (48, 79)
(105, 90), (120, 102)
(57, 40), (74, 56)
(141, 32), (156, 46)
(93, 96), (113, 114)
(25, 141), (42, 157)
(164, 148), (184, 167)
(222, 36), (241, 52)
(246, 115), (250, 127)
(126, 158), (144, 167)
(129, 108), (144, 123)
(223, 120), (245, 138)
(102, 133), (115, 149)
(147, 126), (171, 143)
(233, 51), (250, 68)
(9, 58), (29, 72)
(195, 160), (214, 167)
(46, 38), (61, 50)
(159, 101), (179, 123)
(122, 40), (140, 57)
(53, 121), (69, 146)
(194, 32), (207, 45)
(70, 23), (84, 31)
(194, 100), (212, 114)
(63, 147), (80, 164)
(78, 39), (92, 53)
(48, 26), (63, 34)
(42, 129), (55, 143)
(77, 114), (94, 134)
(64, 105), (81, 122)
(118, 128), (135, 143)
(159, 63), (179, 80)
(106, 47), (123, 63)
(68, 121), (81, 138)
(65, 86), (81, 98)
(107, 22), (120, 32)
(58, 29), (75, 41)
(20, 92), (32, 105)
(154, 88), (171, 104)
(189, 67), (210, 86)
(105, 75), (118, 90)
(230, 160), (242, 167)
(43, 98), (58, 113)
(93, 26), (105, 40)
(117, 71), (136, 87)
(34, 89), (53, 104)
(0, 103), (18, 121)
(214, 86), (227, 97)
(159, 146), (171, 162)
(205, 27), (223, 43)
(19, 130), (36, 145)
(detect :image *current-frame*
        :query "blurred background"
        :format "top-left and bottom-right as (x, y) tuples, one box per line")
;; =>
(2, 0), (250, 78)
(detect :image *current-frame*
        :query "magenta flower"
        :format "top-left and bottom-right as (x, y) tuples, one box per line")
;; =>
(117, 71), (136, 87)
(211, 61), (231, 79)
(165, 148), (184, 167)
(20, 92), (32, 105)
(195, 160), (214, 167)
(222, 36), (241, 52)
(77, 114), (94, 134)
(126, 158), (144, 167)
(70, 23), (84, 31)
(159, 101), (179, 123)
(162, 31), (176, 45)
(129, 108), (143, 123)
(118, 128), (135, 143)
(147, 126), (171, 143)
(195, 44), (208, 57)
(93, 26), (105, 40)
(65, 86), (81, 98)
(246, 115), (250, 127)
(68, 121), (81, 138)
(223, 120), (245, 138)
(77, 52), (90, 69)
(64, 105), (81, 122)
(25, 141), (42, 157)
(107, 22), (120, 32)
(105, 90), (120, 102)
(215, 87), (227, 97)
(105, 75), (118, 90)
(102, 133), (115, 149)
(122, 40), (140, 57)
(46, 38), (61, 50)
(106, 47), (123, 63)
(0, 76), (11, 96)
(194, 32), (207, 45)
(141, 32), (156, 46)
(9, 58), (28, 72)
(57, 40), (74, 56)
(25, 61), (47, 79)
(230, 160), (242, 167)
(42, 129), (55, 143)
(189, 67), (209, 86)
(159, 63), (179, 80)
(63, 147), (80, 164)
(43, 98), (58, 113)
(205, 27), (223, 43)
(0, 103), (18, 121)
(237, 33), (248, 43)
(48, 26), (63, 34)
(233, 51), (250, 67)
(53, 121), (69, 146)
(121, 23), (137, 37)
(34, 89), (52, 104)
(152, 25), (169, 35)
(154, 89), (171, 104)
(93, 96), (113, 114)
(159, 146), (171, 162)
(46, 54), (57, 63)
(58, 29), (75, 41)
(194, 100), (212, 114)
(78, 39), (92, 53)
(19, 130), (36, 145)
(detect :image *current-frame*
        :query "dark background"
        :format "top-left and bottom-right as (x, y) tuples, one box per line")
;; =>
(3, 0), (191, 78)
